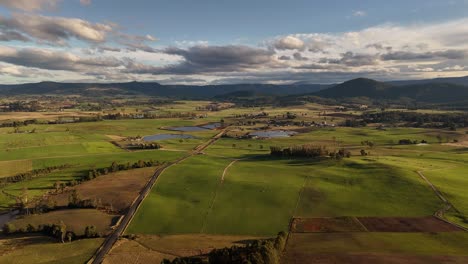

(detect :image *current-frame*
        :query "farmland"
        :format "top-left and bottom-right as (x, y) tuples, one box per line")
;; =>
(0, 99), (467, 263)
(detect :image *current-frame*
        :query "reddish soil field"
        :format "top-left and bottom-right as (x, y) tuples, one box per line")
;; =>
(291, 217), (366, 233)
(357, 216), (462, 232)
(283, 253), (468, 264)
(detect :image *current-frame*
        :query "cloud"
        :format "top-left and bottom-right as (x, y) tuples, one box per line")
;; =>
(320, 52), (379, 66)
(0, 13), (113, 45)
(127, 45), (276, 75)
(293, 52), (308, 61)
(0, 0), (60, 11)
(273, 36), (305, 50)
(352, 10), (367, 17)
(0, 46), (125, 72)
(278, 55), (291, 61)
(80, 0), (91, 6)
(381, 49), (467, 61)
(0, 30), (30, 42)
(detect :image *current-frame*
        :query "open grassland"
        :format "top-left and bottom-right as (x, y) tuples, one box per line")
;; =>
(11, 209), (117, 236)
(283, 232), (468, 264)
(0, 235), (104, 264)
(127, 155), (230, 234)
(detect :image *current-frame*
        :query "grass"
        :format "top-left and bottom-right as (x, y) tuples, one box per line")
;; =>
(0, 235), (104, 264)
(127, 155), (230, 234)
(11, 209), (117, 236)
(0, 160), (32, 178)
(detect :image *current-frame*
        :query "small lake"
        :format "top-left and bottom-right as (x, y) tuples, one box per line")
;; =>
(249, 130), (298, 138)
(200, 123), (222, 129)
(143, 134), (196, 141)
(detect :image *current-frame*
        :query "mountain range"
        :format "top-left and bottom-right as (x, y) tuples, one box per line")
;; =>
(1, 76), (468, 104)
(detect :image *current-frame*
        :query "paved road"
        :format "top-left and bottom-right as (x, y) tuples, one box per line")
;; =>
(89, 129), (227, 264)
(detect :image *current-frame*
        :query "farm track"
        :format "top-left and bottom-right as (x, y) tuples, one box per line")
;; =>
(89, 128), (227, 264)
(199, 158), (240, 233)
(416, 171), (467, 231)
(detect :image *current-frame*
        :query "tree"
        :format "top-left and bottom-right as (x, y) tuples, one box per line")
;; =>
(53, 221), (67, 243)
(2, 223), (16, 234)
(84, 225), (97, 238)
(68, 190), (80, 208)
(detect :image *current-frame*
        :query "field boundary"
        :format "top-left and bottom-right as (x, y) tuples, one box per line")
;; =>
(416, 171), (468, 232)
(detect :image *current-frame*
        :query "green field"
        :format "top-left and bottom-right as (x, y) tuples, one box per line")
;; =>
(0, 235), (104, 264)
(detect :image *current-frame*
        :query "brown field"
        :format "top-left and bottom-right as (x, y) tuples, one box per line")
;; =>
(104, 234), (263, 264)
(51, 167), (155, 213)
(282, 232), (468, 264)
(291, 216), (462, 233)
(0, 160), (32, 178)
(291, 217), (366, 233)
(283, 253), (468, 264)
(11, 209), (117, 236)
(0, 111), (98, 121)
(357, 216), (462, 232)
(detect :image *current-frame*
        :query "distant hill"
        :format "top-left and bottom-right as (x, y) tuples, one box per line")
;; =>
(0, 82), (328, 98)
(388, 76), (468, 87)
(315, 78), (393, 98)
(313, 78), (468, 104)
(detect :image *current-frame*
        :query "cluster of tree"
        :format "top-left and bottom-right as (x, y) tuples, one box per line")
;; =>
(0, 165), (71, 186)
(102, 112), (198, 120)
(67, 189), (98, 209)
(341, 119), (367, 127)
(162, 232), (287, 264)
(0, 119), (38, 128)
(362, 111), (468, 130)
(270, 145), (351, 160)
(1, 101), (41, 112)
(361, 140), (375, 148)
(128, 142), (162, 150)
(85, 160), (161, 181)
(398, 139), (427, 145)
(47, 115), (102, 124)
(270, 145), (329, 158)
(2, 222), (100, 243)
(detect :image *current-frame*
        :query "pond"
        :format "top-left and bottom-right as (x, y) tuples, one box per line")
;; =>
(249, 130), (298, 138)
(143, 134), (196, 141)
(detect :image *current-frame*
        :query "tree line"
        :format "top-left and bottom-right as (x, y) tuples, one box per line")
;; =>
(2, 221), (100, 243)
(85, 160), (162, 181)
(162, 231), (287, 264)
(270, 145), (351, 160)
(0, 165), (71, 186)
(362, 111), (468, 129)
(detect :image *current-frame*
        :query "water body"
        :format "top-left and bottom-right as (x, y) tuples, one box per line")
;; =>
(250, 130), (298, 138)
(201, 123), (222, 129)
(143, 134), (196, 141)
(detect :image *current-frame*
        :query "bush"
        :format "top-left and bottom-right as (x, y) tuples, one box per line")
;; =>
(2, 223), (16, 234)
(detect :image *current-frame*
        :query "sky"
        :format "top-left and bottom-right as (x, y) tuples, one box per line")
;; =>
(0, 0), (467, 84)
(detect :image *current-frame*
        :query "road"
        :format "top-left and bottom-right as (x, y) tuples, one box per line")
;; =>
(89, 129), (227, 264)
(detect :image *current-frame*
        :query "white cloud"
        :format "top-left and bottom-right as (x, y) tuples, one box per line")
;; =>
(0, 13), (113, 45)
(0, 0), (60, 11)
(352, 10), (367, 17)
(273, 36), (305, 50)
